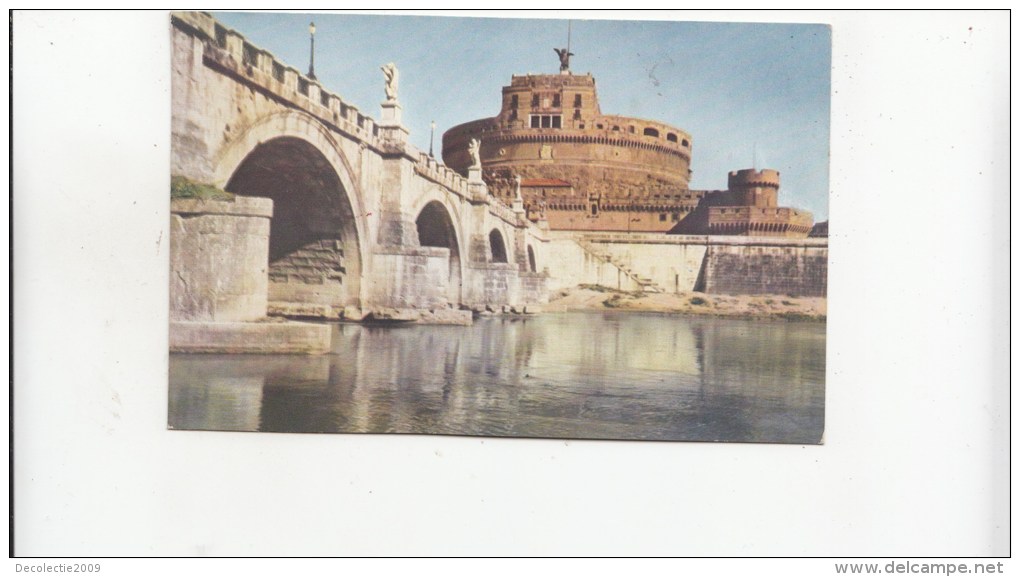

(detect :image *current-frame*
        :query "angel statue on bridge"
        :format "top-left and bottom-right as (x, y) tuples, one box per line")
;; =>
(468, 138), (482, 169)
(381, 62), (399, 102)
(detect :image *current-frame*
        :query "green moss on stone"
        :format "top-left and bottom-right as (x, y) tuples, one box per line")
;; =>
(171, 176), (235, 201)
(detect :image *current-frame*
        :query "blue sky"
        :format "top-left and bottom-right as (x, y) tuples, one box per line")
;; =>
(214, 11), (830, 220)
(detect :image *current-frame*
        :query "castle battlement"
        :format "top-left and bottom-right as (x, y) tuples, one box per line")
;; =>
(510, 73), (597, 88)
(705, 205), (813, 237)
(728, 168), (781, 190)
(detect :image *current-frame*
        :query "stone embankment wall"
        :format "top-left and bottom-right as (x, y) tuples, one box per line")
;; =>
(701, 244), (828, 297)
(543, 239), (644, 293)
(546, 232), (828, 297)
(170, 197), (273, 321)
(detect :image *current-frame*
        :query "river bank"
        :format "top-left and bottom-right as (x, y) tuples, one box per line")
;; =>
(545, 285), (826, 321)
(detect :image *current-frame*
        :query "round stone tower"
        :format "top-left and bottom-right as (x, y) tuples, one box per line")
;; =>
(442, 72), (693, 198)
(727, 168), (781, 208)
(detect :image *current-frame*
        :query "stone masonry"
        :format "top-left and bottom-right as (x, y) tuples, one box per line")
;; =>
(170, 12), (550, 335)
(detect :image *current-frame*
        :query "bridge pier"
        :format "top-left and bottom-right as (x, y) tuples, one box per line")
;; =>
(169, 196), (332, 354)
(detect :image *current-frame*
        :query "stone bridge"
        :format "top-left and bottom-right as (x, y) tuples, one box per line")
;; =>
(170, 12), (548, 350)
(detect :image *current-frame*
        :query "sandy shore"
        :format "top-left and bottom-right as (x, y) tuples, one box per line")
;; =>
(545, 285), (826, 321)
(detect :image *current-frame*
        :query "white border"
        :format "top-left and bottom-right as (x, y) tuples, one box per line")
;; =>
(10, 10), (1010, 556)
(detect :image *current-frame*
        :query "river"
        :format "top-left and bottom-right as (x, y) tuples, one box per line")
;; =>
(169, 312), (825, 444)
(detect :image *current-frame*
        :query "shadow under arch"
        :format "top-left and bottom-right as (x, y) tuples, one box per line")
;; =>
(224, 135), (362, 310)
(489, 229), (508, 263)
(416, 201), (462, 304)
(212, 110), (367, 311)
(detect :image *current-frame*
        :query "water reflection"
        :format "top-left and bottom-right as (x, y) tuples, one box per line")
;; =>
(169, 312), (825, 443)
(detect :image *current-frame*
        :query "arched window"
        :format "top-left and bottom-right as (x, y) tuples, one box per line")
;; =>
(666, 133), (678, 143)
(643, 127), (659, 138)
(527, 246), (537, 272)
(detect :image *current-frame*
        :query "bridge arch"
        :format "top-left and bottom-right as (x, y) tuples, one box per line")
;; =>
(489, 228), (509, 263)
(415, 200), (463, 304)
(214, 111), (366, 310)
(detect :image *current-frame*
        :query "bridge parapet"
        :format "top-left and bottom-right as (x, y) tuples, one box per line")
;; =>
(413, 153), (472, 199)
(172, 12), (407, 156)
(487, 196), (521, 226)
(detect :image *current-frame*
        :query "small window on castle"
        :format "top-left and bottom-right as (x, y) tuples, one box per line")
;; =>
(596, 124), (604, 129)
(320, 90), (330, 107)
(574, 109), (582, 120)
(511, 94), (519, 108)
(532, 94), (540, 107)
(541, 116), (551, 128)
(531, 116), (541, 128)
(682, 139), (689, 147)
(298, 77), (309, 96)
(659, 213), (667, 222)
(272, 61), (285, 83)
(643, 127), (659, 138)
(672, 213), (680, 222)
(552, 116), (561, 129)
(612, 126), (620, 131)
(667, 133), (678, 143)
(574, 94), (582, 107)
(591, 204), (599, 216)
(553, 94), (561, 107)
(629, 126), (636, 134)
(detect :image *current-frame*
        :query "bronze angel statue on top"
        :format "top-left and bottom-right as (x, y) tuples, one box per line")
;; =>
(554, 47), (574, 72)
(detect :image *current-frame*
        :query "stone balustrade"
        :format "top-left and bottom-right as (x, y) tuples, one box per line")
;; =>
(487, 197), (521, 226)
(413, 153), (472, 199)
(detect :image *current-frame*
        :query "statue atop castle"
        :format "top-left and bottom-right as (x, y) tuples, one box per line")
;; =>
(554, 47), (574, 73)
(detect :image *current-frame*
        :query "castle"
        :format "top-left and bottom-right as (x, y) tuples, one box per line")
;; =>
(442, 54), (814, 238)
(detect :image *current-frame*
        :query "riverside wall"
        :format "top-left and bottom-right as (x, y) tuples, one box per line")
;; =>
(545, 232), (828, 297)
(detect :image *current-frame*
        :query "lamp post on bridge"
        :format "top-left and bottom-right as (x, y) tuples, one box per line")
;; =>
(308, 21), (317, 80)
(429, 120), (436, 158)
